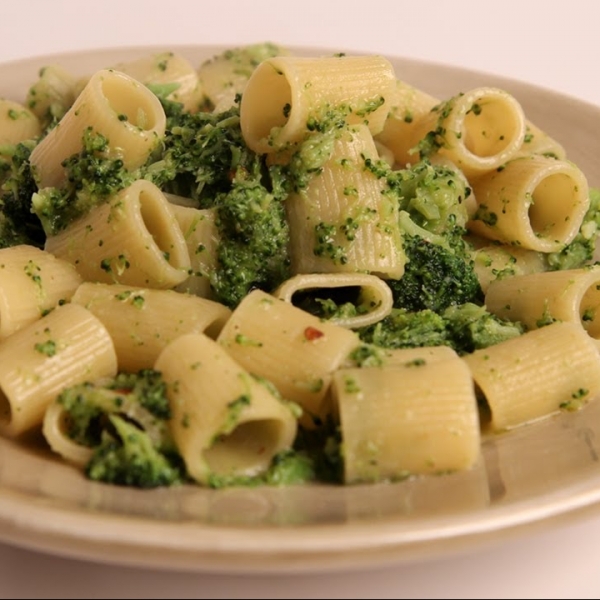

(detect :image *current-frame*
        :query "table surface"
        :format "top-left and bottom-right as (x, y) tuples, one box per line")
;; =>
(2, 1), (600, 598)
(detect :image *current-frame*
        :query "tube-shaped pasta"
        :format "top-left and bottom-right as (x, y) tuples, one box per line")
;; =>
(273, 272), (394, 329)
(25, 64), (78, 128)
(516, 120), (567, 160)
(169, 204), (220, 298)
(0, 303), (118, 437)
(410, 87), (526, 179)
(217, 289), (361, 425)
(468, 155), (590, 252)
(71, 281), (231, 372)
(463, 321), (600, 431)
(470, 242), (546, 293)
(0, 99), (42, 144)
(379, 345), (459, 367)
(374, 80), (439, 167)
(0, 244), (83, 340)
(198, 42), (288, 113)
(240, 54), (396, 154)
(484, 266), (600, 344)
(44, 180), (191, 289)
(112, 51), (204, 112)
(154, 332), (298, 485)
(29, 69), (166, 189)
(286, 124), (405, 278)
(333, 356), (480, 483)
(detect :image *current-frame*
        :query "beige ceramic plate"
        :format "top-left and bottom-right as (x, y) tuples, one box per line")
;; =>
(1, 45), (600, 574)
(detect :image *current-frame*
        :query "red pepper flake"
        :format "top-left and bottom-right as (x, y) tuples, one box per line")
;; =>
(304, 326), (324, 341)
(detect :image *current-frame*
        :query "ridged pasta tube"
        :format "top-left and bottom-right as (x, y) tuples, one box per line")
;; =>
(469, 155), (589, 252)
(29, 68), (166, 189)
(240, 54), (396, 154)
(44, 180), (191, 289)
(154, 332), (298, 485)
(0, 303), (117, 437)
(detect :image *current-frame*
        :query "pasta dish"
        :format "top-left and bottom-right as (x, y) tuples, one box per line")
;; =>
(0, 43), (598, 490)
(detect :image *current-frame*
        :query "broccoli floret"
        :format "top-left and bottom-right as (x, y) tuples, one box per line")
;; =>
(210, 165), (290, 307)
(442, 302), (525, 354)
(86, 415), (183, 488)
(358, 307), (451, 349)
(143, 104), (291, 308)
(32, 128), (136, 236)
(357, 303), (523, 355)
(0, 141), (44, 247)
(56, 369), (186, 488)
(144, 105), (254, 203)
(360, 158), (483, 313)
(544, 187), (600, 271)
(388, 222), (484, 313)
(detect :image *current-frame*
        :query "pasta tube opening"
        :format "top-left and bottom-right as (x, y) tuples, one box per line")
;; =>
(100, 71), (164, 132)
(204, 419), (287, 476)
(469, 156), (589, 252)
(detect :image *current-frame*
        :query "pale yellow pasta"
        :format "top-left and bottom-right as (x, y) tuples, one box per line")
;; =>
(379, 345), (460, 367)
(198, 42), (288, 113)
(463, 321), (600, 431)
(0, 244), (82, 340)
(0, 99), (42, 145)
(273, 272), (394, 329)
(0, 303), (118, 437)
(374, 80), (439, 166)
(470, 242), (546, 293)
(71, 281), (231, 372)
(154, 332), (298, 485)
(25, 64), (78, 128)
(44, 179), (191, 289)
(217, 289), (361, 425)
(516, 120), (567, 160)
(240, 54), (396, 154)
(112, 51), (204, 112)
(332, 356), (480, 483)
(29, 69), (166, 189)
(409, 87), (526, 178)
(468, 155), (590, 252)
(169, 204), (220, 298)
(286, 124), (405, 278)
(485, 266), (600, 343)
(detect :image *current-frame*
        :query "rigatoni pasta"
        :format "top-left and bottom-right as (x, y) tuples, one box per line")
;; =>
(463, 322), (600, 431)
(29, 69), (166, 189)
(0, 303), (117, 437)
(0, 43), (597, 493)
(71, 282), (232, 372)
(333, 355), (480, 483)
(44, 179), (191, 288)
(0, 244), (82, 339)
(240, 54), (396, 154)
(154, 332), (298, 485)
(469, 155), (590, 252)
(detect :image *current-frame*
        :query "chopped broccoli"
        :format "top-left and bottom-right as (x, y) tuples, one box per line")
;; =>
(32, 128), (136, 236)
(544, 187), (600, 271)
(357, 303), (524, 355)
(358, 307), (451, 349)
(0, 141), (44, 247)
(86, 415), (183, 488)
(442, 302), (525, 353)
(56, 369), (186, 488)
(144, 104), (291, 308)
(388, 220), (484, 313)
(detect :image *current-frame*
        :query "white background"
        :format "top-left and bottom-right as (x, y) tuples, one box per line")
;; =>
(1, 1), (600, 597)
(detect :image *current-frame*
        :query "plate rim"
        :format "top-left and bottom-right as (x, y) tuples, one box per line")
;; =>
(1, 43), (600, 573)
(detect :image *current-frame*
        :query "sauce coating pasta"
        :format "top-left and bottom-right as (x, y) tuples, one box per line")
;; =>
(0, 43), (598, 489)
